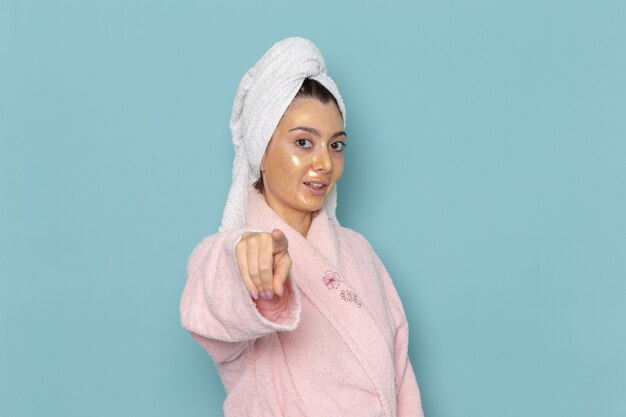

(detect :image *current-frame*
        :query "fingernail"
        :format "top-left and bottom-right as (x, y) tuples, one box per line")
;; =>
(261, 291), (273, 300)
(249, 290), (258, 300)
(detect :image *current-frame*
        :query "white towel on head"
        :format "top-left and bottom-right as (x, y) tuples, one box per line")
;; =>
(220, 37), (347, 231)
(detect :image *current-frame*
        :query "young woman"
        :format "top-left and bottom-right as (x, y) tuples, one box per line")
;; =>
(180, 37), (424, 417)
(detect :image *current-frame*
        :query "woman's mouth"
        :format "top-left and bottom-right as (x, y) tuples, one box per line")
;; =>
(303, 181), (329, 196)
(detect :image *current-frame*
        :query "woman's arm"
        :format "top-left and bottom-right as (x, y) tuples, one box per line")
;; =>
(370, 245), (425, 417)
(393, 320), (425, 416)
(179, 228), (301, 364)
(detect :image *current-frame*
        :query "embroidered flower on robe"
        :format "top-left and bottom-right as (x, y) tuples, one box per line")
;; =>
(340, 289), (363, 308)
(322, 270), (363, 308)
(322, 270), (340, 289)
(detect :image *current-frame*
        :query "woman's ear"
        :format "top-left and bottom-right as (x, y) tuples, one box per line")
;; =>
(259, 140), (271, 172)
(260, 155), (266, 172)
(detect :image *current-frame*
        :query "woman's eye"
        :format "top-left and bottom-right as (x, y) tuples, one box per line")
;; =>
(330, 141), (346, 151)
(296, 139), (313, 148)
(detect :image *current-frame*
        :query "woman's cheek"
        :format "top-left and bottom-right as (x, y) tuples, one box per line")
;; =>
(290, 154), (305, 167)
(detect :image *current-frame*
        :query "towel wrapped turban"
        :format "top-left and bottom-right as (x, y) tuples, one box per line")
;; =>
(220, 37), (347, 231)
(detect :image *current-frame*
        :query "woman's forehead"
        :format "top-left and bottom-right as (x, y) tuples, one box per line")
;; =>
(279, 99), (344, 132)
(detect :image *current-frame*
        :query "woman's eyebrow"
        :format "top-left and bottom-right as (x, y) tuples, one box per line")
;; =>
(289, 126), (347, 139)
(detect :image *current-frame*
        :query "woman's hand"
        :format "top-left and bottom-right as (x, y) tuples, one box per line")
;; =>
(235, 229), (292, 300)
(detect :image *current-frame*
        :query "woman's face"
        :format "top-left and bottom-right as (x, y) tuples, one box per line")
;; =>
(260, 98), (346, 222)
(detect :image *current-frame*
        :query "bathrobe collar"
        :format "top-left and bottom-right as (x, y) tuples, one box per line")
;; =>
(245, 189), (397, 417)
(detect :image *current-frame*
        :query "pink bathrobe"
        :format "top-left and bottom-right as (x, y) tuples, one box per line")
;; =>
(180, 190), (424, 417)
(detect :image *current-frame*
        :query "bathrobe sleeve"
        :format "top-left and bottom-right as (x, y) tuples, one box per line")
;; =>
(370, 245), (425, 417)
(180, 228), (301, 364)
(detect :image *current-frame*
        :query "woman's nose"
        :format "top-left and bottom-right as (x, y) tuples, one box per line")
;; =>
(312, 148), (332, 172)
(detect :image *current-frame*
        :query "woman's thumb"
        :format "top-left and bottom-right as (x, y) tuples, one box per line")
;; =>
(271, 229), (288, 253)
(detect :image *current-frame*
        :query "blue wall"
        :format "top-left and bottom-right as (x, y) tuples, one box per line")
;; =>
(1, 1), (624, 416)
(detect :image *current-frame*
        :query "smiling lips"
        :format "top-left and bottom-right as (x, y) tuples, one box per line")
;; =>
(303, 179), (329, 196)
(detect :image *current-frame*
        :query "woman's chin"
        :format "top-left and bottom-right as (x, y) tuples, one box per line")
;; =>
(302, 201), (325, 213)
(295, 195), (327, 213)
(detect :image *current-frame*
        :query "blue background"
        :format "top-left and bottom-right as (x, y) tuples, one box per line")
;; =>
(1, 1), (625, 416)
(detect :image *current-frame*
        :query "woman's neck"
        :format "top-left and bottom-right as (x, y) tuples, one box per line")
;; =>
(262, 193), (313, 236)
